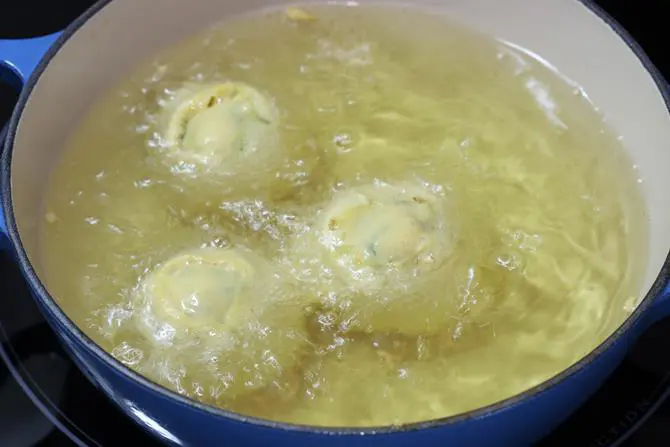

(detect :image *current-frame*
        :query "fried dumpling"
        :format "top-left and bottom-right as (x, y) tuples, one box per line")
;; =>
(310, 181), (452, 290)
(289, 180), (459, 335)
(149, 80), (320, 208)
(132, 246), (310, 397)
(159, 82), (279, 172)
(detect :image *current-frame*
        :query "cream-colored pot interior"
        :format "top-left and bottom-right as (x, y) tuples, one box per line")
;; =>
(10, 0), (670, 322)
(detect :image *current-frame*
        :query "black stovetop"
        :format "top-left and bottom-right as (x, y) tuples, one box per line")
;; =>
(1, 1), (669, 446)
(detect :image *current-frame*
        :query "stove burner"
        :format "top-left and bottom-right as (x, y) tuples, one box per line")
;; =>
(538, 320), (670, 447)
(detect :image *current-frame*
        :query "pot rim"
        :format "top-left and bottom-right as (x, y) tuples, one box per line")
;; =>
(2, 0), (670, 437)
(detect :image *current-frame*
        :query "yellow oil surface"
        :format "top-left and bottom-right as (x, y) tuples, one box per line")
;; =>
(39, 4), (647, 427)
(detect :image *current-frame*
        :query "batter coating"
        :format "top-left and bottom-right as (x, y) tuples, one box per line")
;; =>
(132, 246), (310, 397)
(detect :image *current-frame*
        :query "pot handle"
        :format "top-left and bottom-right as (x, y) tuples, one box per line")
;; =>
(0, 32), (62, 243)
(0, 125), (6, 243)
(646, 276), (670, 328)
(0, 32), (63, 86)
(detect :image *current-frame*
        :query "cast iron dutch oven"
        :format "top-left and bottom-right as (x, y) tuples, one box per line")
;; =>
(1, 0), (669, 445)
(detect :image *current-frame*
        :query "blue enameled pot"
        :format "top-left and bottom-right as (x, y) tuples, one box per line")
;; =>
(1, 0), (670, 445)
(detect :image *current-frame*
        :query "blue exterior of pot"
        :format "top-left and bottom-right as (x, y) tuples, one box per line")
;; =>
(1, 1), (670, 445)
